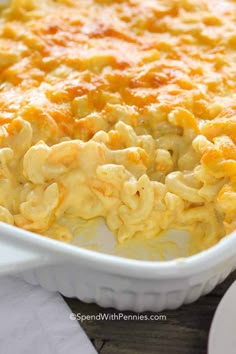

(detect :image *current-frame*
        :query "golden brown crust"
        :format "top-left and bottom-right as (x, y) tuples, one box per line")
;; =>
(0, 0), (235, 253)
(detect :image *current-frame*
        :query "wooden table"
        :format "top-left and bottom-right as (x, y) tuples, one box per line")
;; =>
(65, 270), (236, 354)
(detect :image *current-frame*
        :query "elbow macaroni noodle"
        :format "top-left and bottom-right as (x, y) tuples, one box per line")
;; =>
(0, 0), (235, 255)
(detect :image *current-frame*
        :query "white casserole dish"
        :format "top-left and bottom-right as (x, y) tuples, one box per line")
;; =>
(1, 221), (236, 312)
(0, 0), (235, 312)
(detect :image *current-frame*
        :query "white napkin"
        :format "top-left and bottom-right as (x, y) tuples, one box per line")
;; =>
(0, 276), (97, 354)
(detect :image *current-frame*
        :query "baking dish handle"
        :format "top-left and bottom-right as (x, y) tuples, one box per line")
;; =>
(0, 223), (52, 275)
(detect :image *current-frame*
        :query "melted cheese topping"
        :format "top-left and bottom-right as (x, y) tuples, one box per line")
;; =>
(0, 0), (235, 256)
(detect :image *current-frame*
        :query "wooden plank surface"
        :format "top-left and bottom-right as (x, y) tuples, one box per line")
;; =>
(65, 271), (236, 354)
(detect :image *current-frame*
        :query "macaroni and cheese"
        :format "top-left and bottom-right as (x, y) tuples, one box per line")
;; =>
(0, 0), (235, 256)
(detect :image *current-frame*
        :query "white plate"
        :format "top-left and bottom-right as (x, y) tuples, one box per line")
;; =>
(208, 280), (236, 354)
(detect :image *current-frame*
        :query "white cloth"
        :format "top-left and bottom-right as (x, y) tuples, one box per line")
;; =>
(0, 276), (97, 354)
